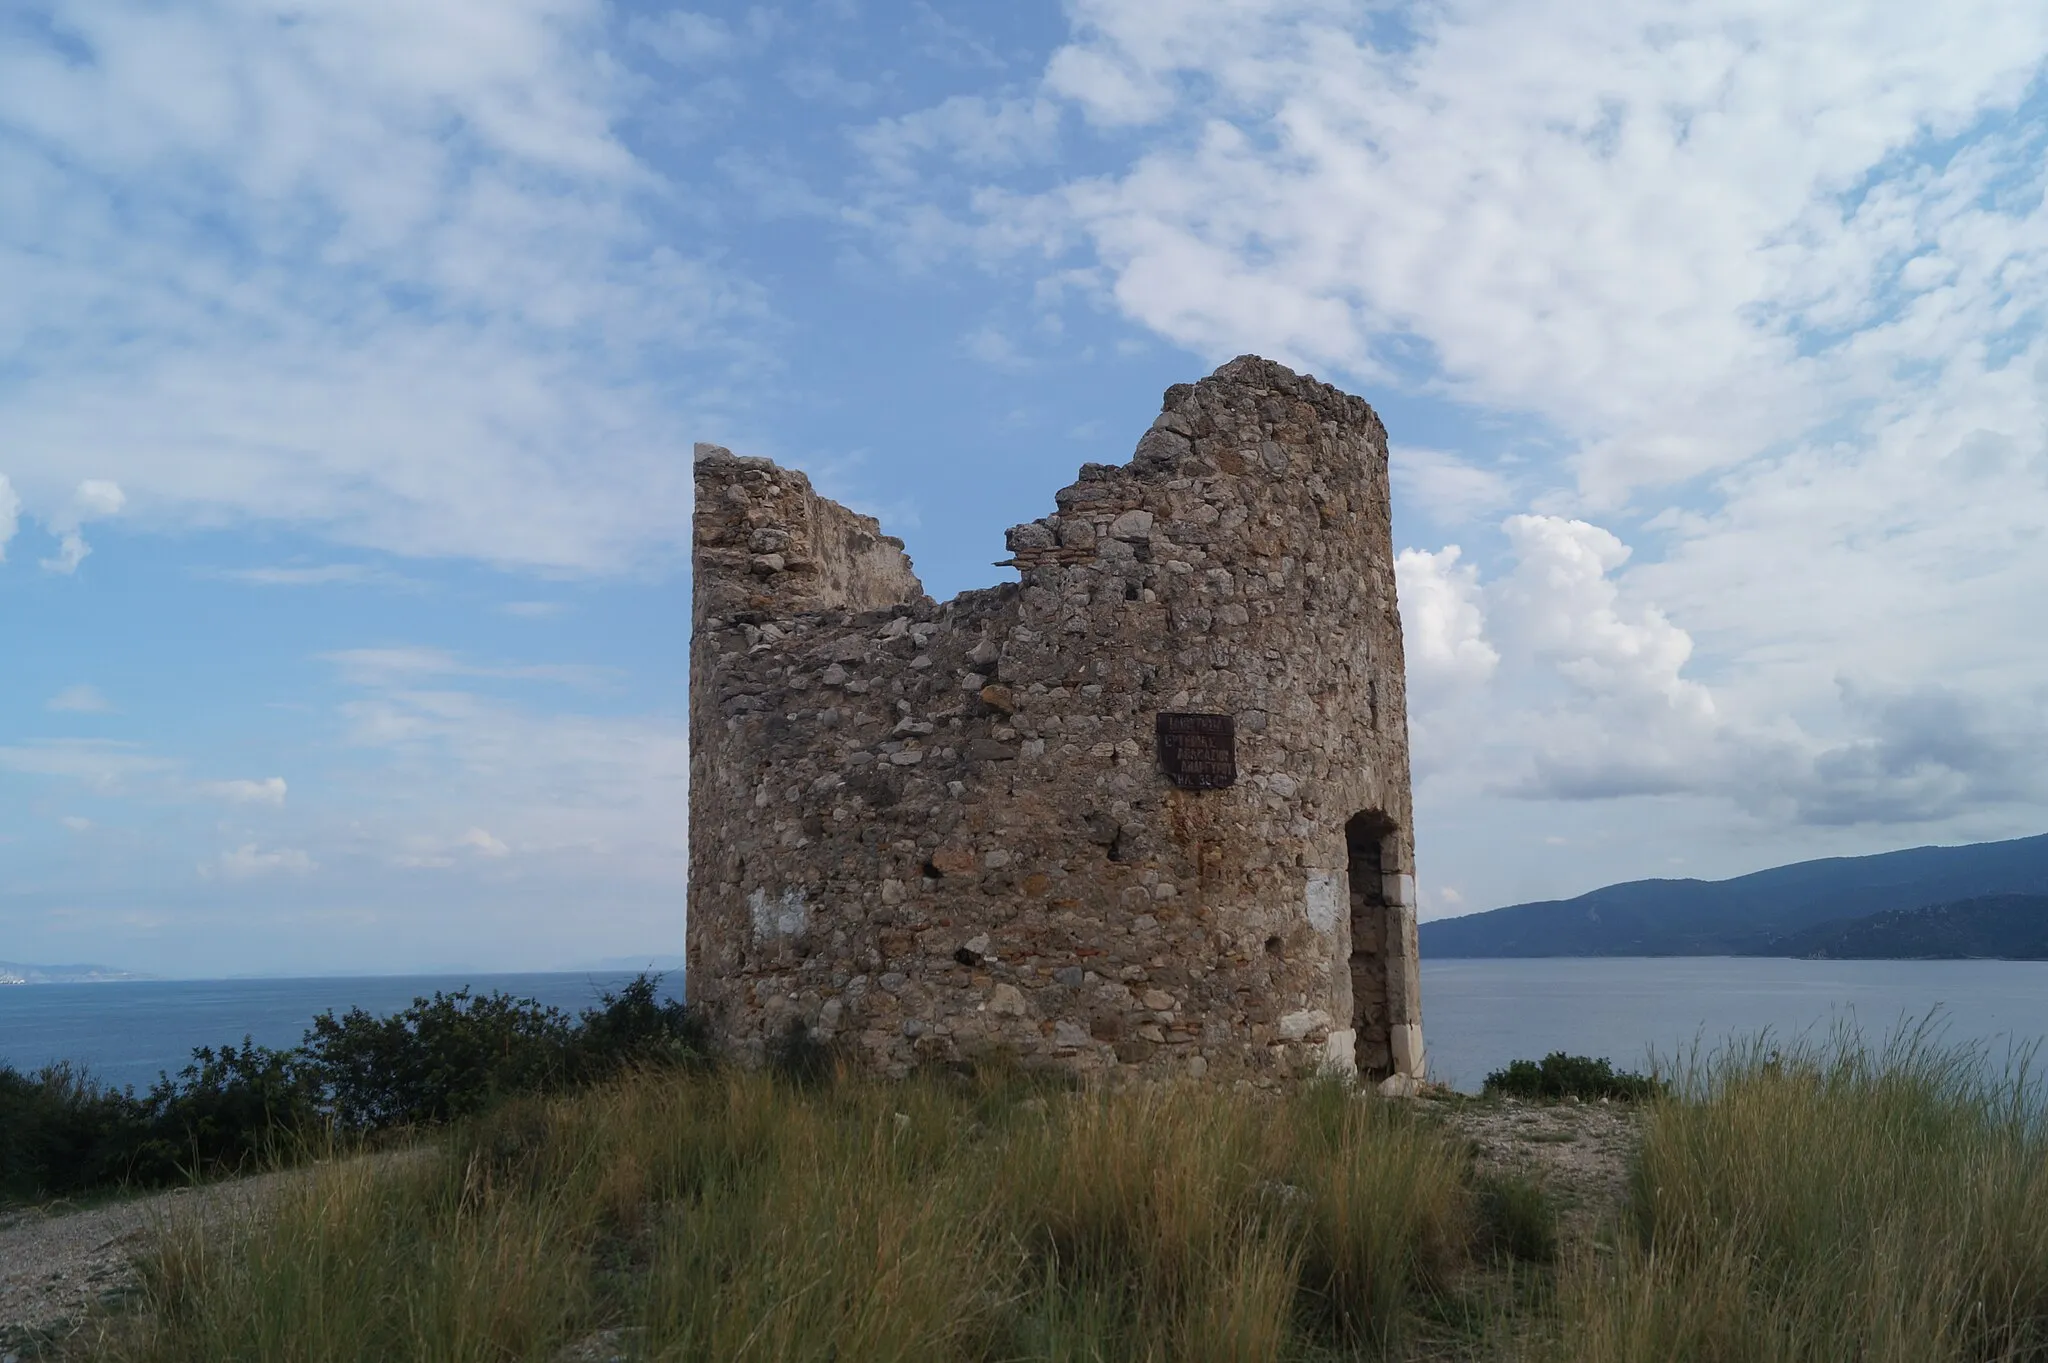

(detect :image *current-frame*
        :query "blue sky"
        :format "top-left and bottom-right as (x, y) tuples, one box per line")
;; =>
(5, 0), (2048, 976)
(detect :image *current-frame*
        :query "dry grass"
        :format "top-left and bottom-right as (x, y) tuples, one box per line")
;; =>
(81, 1067), (1489, 1363)
(1551, 1021), (2048, 1363)
(74, 1022), (2048, 1362)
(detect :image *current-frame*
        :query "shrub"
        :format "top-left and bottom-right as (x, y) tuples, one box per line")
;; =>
(1483, 1051), (1663, 1102)
(301, 988), (577, 1131)
(568, 974), (711, 1079)
(0, 974), (703, 1204)
(0, 1062), (151, 1200)
(132, 1039), (323, 1184)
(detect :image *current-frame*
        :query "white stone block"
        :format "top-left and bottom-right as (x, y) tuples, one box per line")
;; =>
(1390, 1022), (1426, 1079)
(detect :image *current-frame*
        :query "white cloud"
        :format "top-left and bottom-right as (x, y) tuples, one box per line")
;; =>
(39, 479), (125, 574)
(1495, 515), (1709, 718)
(320, 647), (616, 690)
(1398, 513), (2048, 827)
(1390, 447), (1512, 526)
(60, 815), (92, 833)
(463, 827), (511, 858)
(887, 2), (2048, 856)
(629, 10), (743, 66)
(333, 677), (687, 875)
(74, 479), (125, 517)
(0, 739), (172, 792)
(210, 843), (317, 880)
(0, 0), (758, 574)
(196, 777), (288, 806)
(0, 473), (17, 562)
(1018, 0), (2048, 499)
(1395, 545), (1497, 691)
(857, 95), (1059, 184)
(47, 684), (113, 713)
(202, 563), (420, 588)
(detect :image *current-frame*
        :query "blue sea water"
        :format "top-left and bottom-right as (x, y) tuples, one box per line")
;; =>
(1420, 957), (2048, 1091)
(7, 960), (2048, 1095)
(0, 973), (659, 1092)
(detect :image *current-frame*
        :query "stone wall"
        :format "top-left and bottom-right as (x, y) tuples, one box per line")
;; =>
(687, 355), (1424, 1085)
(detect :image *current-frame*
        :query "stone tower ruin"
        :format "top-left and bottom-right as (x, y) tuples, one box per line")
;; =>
(688, 355), (1424, 1086)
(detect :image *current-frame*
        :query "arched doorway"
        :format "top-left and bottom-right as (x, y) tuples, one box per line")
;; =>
(1345, 811), (1399, 1080)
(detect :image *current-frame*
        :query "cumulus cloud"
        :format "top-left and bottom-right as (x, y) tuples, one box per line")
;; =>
(39, 479), (125, 575)
(196, 777), (288, 806)
(1395, 545), (1497, 692)
(1494, 515), (1710, 720)
(47, 684), (112, 713)
(862, 2), (2048, 856)
(1399, 513), (2048, 828)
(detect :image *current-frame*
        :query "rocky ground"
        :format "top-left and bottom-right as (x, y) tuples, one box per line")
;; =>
(0, 1173), (293, 1358)
(1435, 1092), (1644, 1242)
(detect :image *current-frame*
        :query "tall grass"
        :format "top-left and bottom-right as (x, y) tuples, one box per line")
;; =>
(1555, 1020), (2048, 1363)
(92, 1068), (1482, 1363)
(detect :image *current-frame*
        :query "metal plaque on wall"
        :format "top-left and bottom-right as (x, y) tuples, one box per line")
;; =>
(1156, 712), (1236, 790)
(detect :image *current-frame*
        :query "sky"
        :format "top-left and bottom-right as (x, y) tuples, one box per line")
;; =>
(4, 0), (2047, 976)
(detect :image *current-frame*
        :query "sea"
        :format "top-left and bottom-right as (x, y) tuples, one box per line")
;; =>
(0, 972), (657, 1093)
(6, 959), (2048, 1094)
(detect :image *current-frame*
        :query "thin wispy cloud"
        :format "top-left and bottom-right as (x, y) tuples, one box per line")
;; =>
(198, 564), (425, 590)
(46, 684), (113, 714)
(195, 777), (288, 807)
(320, 647), (620, 691)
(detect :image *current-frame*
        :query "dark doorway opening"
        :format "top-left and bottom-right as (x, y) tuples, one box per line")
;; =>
(1346, 811), (1397, 1080)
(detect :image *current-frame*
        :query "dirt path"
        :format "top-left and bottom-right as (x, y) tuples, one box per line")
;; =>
(1436, 1094), (1645, 1242)
(0, 1172), (303, 1354)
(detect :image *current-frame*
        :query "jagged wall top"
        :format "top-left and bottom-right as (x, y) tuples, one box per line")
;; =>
(999, 355), (1389, 578)
(692, 442), (928, 628)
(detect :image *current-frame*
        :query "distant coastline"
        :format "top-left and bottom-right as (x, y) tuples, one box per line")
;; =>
(1423, 832), (2048, 959)
(0, 961), (153, 986)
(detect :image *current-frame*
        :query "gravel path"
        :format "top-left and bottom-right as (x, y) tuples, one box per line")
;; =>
(1437, 1094), (1644, 1242)
(0, 1169), (307, 1354)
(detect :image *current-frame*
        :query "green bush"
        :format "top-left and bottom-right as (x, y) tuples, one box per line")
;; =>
(0, 1062), (153, 1200)
(1483, 1051), (1663, 1102)
(0, 974), (704, 1205)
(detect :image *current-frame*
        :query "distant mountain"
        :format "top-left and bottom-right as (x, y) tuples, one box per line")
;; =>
(1420, 833), (2048, 957)
(1764, 894), (2048, 959)
(0, 960), (150, 985)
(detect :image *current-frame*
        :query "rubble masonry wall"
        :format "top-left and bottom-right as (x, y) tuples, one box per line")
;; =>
(686, 355), (1424, 1084)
